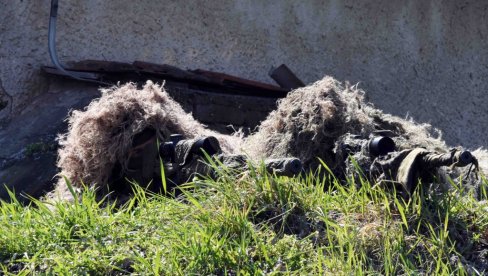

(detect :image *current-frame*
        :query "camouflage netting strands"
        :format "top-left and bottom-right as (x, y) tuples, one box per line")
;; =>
(244, 77), (487, 179)
(53, 76), (488, 199)
(54, 81), (242, 197)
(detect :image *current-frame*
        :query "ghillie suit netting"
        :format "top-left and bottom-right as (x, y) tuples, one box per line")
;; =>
(52, 81), (242, 199)
(244, 76), (487, 193)
(53, 76), (487, 199)
(244, 77), (446, 167)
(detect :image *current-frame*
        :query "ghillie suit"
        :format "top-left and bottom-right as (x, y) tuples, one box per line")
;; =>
(244, 77), (487, 195)
(52, 81), (242, 200)
(53, 76), (487, 200)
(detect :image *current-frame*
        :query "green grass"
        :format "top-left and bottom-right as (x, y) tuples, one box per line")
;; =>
(1, 163), (488, 275)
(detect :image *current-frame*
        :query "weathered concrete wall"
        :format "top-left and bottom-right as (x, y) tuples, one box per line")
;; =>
(1, 0), (487, 147)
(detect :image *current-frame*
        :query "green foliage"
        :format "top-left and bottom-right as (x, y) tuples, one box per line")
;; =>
(1, 162), (488, 274)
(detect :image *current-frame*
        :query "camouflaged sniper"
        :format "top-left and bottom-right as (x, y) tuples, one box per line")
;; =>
(53, 79), (487, 201)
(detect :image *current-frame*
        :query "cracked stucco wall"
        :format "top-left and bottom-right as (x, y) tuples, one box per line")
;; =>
(1, 0), (487, 148)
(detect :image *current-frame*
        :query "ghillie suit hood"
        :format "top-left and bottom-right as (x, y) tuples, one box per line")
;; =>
(244, 77), (487, 190)
(53, 81), (241, 199)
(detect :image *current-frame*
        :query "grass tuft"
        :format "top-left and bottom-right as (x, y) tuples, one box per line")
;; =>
(1, 163), (488, 274)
